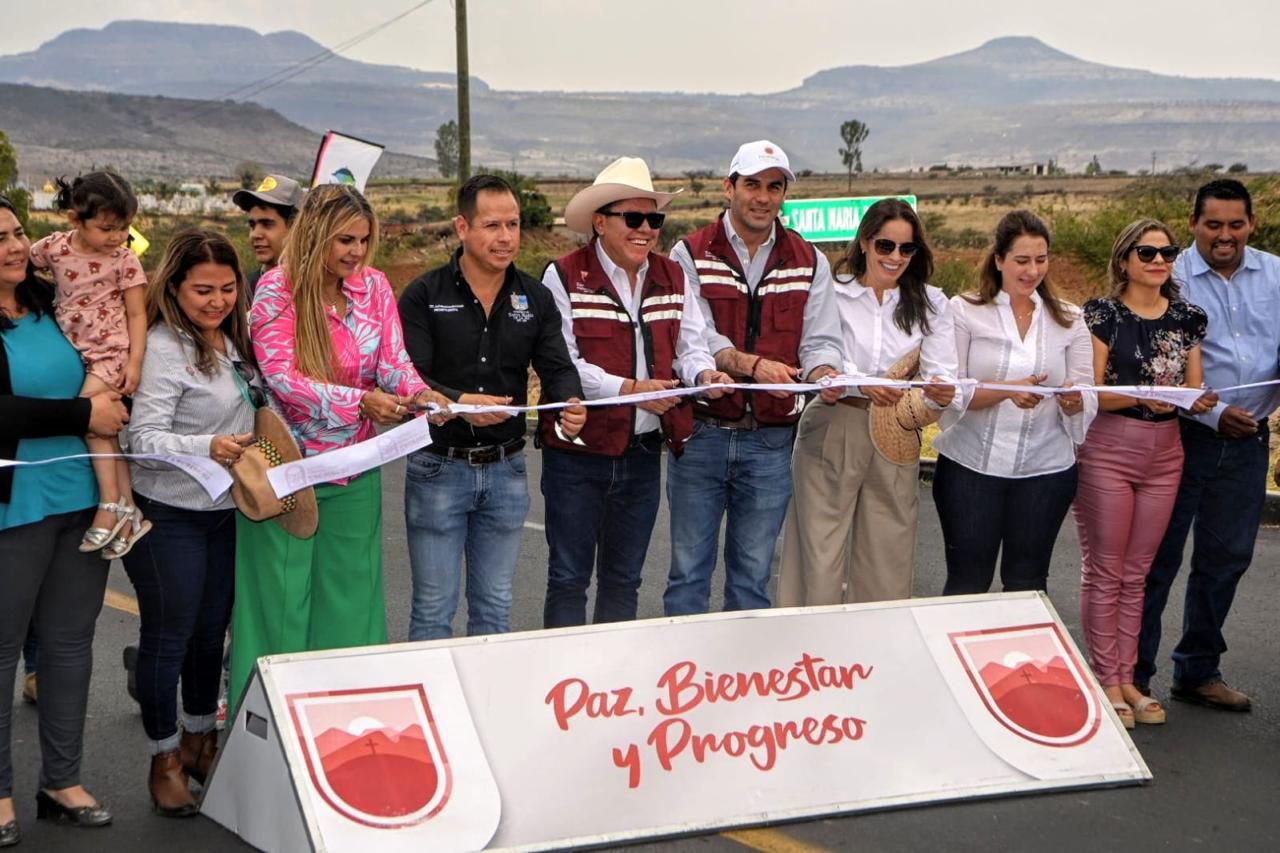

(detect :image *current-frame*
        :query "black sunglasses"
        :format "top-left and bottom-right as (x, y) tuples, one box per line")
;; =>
(1130, 244), (1180, 263)
(602, 210), (666, 230)
(872, 238), (919, 257)
(232, 360), (267, 409)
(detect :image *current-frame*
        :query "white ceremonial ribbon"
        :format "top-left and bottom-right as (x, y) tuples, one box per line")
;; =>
(265, 412), (433, 498)
(0, 452), (232, 501)
(5, 378), (1278, 498)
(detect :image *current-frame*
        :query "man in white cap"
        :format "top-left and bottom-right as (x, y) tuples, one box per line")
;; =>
(232, 174), (304, 293)
(539, 156), (731, 628)
(663, 140), (845, 616)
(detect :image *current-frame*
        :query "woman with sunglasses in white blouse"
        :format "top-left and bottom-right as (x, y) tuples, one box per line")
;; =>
(779, 198), (959, 607)
(932, 210), (1097, 596)
(123, 230), (264, 816)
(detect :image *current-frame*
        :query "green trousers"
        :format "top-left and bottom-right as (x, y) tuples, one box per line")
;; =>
(229, 469), (387, 712)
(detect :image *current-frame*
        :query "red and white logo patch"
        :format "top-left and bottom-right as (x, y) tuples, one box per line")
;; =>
(288, 685), (452, 828)
(949, 623), (1100, 748)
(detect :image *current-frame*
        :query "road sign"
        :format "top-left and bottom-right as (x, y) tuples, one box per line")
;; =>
(780, 195), (917, 243)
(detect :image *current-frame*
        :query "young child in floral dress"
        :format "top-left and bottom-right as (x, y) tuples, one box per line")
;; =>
(30, 171), (151, 558)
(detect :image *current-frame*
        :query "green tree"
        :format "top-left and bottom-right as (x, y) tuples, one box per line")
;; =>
(0, 131), (32, 226)
(1084, 155), (1102, 177)
(435, 120), (460, 180)
(235, 161), (263, 190)
(683, 170), (709, 198)
(1228, 162), (1249, 174)
(474, 169), (552, 228)
(838, 119), (870, 193)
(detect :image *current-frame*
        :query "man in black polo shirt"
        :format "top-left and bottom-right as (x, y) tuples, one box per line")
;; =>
(399, 174), (586, 641)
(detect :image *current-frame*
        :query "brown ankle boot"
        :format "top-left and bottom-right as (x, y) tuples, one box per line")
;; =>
(179, 730), (218, 785)
(149, 751), (197, 817)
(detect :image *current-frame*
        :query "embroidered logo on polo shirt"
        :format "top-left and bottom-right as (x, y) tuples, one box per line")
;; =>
(508, 292), (533, 323)
(430, 304), (464, 313)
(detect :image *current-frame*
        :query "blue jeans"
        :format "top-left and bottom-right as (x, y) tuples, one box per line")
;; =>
(933, 455), (1078, 595)
(541, 440), (662, 627)
(664, 422), (795, 614)
(1137, 420), (1270, 688)
(121, 495), (235, 749)
(405, 449), (530, 641)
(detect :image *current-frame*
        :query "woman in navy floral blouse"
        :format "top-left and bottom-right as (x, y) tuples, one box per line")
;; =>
(1073, 218), (1216, 731)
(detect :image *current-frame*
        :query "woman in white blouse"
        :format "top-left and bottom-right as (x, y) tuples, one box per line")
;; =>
(932, 210), (1096, 595)
(779, 198), (958, 606)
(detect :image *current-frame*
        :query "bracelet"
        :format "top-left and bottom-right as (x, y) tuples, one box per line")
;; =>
(749, 356), (764, 380)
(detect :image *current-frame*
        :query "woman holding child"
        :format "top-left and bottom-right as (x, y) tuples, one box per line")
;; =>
(0, 195), (129, 844)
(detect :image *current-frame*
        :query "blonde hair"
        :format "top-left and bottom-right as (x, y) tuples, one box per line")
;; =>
(280, 184), (379, 382)
(146, 228), (254, 377)
(1108, 218), (1180, 300)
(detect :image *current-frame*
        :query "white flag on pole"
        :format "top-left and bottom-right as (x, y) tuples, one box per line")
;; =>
(311, 131), (385, 192)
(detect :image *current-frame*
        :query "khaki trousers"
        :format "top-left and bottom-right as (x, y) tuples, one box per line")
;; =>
(778, 402), (919, 606)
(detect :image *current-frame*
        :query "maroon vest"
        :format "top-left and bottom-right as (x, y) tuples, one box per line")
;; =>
(538, 242), (694, 457)
(682, 214), (817, 424)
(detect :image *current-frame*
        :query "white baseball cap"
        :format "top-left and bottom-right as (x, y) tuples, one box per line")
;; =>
(728, 140), (795, 182)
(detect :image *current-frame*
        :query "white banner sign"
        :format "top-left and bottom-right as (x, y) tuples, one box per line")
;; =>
(203, 593), (1149, 851)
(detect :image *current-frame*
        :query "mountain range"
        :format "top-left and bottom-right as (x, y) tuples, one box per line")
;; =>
(5, 21), (1280, 176)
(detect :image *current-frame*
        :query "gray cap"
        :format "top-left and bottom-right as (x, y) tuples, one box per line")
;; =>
(232, 175), (304, 212)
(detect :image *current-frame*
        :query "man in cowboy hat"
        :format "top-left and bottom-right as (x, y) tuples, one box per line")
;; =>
(231, 174), (303, 293)
(398, 174), (587, 641)
(539, 157), (731, 628)
(663, 140), (845, 616)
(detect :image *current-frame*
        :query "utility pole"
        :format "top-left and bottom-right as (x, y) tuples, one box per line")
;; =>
(1151, 151), (1157, 176)
(455, 0), (471, 182)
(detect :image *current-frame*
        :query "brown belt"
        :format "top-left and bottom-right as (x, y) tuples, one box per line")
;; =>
(837, 396), (871, 410)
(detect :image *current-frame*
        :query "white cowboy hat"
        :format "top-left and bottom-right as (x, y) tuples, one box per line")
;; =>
(563, 157), (682, 235)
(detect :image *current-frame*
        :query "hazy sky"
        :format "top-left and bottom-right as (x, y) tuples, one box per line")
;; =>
(3, 0), (1278, 94)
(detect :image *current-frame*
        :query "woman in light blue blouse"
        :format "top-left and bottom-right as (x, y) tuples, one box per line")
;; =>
(123, 230), (262, 817)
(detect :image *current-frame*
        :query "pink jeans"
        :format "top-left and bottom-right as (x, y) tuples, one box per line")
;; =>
(1072, 413), (1184, 687)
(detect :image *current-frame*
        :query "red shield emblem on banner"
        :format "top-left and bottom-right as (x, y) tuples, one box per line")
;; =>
(287, 685), (452, 828)
(949, 623), (1101, 747)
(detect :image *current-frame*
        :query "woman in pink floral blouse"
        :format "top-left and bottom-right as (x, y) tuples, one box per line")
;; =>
(1073, 218), (1215, 731)
(229, 185), (449, 711)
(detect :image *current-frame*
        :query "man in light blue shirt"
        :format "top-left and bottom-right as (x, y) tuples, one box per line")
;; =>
(1137, 179), (1280, 712)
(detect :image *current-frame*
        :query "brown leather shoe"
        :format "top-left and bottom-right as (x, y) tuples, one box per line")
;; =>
(21, 673), (36, 705)
(1171, 678), (1252, 712)
(149, 751), (197, 817)
(179, 730), (218, 785)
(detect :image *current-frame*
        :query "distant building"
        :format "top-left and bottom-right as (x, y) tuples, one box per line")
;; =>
(988, 163), (1049, 177)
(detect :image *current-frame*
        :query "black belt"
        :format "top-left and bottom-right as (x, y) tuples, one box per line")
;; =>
(427, 437), (525, 465)
(694, 410), (761, 430)
(628, 430), (663, 449)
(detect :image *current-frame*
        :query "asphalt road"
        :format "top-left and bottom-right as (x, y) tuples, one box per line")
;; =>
(8, 448), (1280, 852)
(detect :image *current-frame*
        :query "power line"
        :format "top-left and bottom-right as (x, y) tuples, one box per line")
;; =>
(231, 0), (438, 103)
(171, 0), (438, 123)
